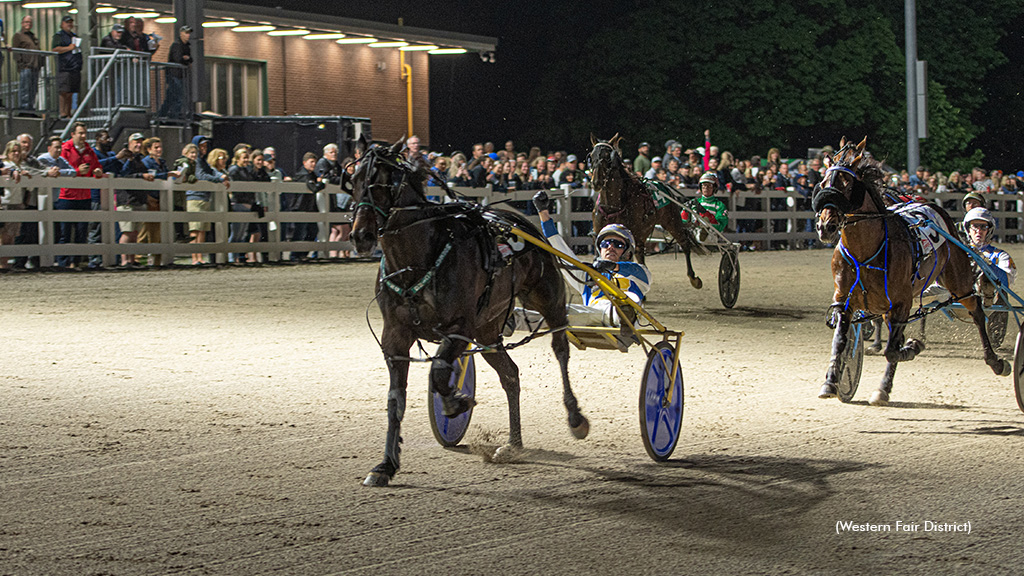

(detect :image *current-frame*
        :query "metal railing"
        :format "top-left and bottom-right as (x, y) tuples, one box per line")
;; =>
(58, 47), (153, 138)
(0, 47), (59, 121)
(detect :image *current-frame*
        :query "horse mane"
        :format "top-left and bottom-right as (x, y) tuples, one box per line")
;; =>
(851, 155), (888, 211)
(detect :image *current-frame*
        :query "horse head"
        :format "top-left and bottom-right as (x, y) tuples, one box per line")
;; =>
(349, 137), (428, 255)
(588, 133), (624, 187)
(812, 136), (879, 243)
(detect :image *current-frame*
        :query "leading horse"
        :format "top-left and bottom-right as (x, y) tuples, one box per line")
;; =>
(813, 137), (1008, 406)
(590, 134), (706, 289)
(349, 139), (590, 487)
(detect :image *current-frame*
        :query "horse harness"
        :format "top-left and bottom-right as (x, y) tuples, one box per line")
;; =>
(591, 142), (657, 221)
(377, 202), (523, 332)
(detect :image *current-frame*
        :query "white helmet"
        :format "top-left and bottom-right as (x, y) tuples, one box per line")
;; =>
(963, 207), (995, 229)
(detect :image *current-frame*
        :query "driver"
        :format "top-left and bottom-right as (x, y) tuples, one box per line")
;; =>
(680, 171), (728, 232)
(504, 191), (652, 334)
(964, 207), (1016, 306)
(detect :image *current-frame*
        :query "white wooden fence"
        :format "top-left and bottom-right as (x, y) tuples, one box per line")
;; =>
(0, 177), (1015, 267)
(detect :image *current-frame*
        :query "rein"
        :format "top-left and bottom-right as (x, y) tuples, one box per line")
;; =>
(380, 242), (452, 299)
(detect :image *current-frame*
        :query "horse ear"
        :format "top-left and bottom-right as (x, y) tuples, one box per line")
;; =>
(590, 133), (598, 146)
(391, 135), (406, 154)
(856, 137), (868, 153)
(610, 133), (621, 148)
(839, 136), (847, 150)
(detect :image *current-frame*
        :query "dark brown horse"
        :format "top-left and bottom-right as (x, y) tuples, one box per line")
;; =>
(590, 134), (706, 289)
(349, 139), (590, 487)
(813, 137), (1008, 406)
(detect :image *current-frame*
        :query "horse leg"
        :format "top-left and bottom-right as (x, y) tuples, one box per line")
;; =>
(963, 294), (1011, 376)
(480, 347), (524, 460)
(685, 247), (703, 289)
(866, 317), (883, 355)
(429, 337), (475, 417)
(363, 343), (412, 487)
(870, 312), (925, 406)
(819, 309), (851, 399)
(551, 329), (589, 438)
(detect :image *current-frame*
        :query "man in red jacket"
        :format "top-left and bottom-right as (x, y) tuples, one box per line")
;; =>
(56, 122), (103, 267)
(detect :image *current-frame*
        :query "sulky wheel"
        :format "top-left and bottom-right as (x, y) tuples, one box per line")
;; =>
(718, 249), (740, 309)
(639, 341), (684, 461)
(428, 355), (476, 447)
(1014, 328), (1024, 414)
(836, 321), (865, 403)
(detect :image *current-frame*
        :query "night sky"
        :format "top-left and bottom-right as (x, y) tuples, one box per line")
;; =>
(240, 1), (1024, 167)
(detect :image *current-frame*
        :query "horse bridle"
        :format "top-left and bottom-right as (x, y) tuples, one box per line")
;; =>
(590, 142), (627, 216)
(350, 146), (417, 235)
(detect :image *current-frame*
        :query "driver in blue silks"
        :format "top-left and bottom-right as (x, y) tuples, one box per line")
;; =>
(964, 207), (1017, 306)
(504, 191), (652, 334)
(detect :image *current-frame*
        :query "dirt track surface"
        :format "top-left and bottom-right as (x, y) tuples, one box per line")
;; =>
(3, 247), (1024, 575)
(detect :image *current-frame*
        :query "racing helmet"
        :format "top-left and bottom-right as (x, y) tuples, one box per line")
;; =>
(596, 223), (635, 260)
(961, 191), (985, 210)
(699, 171), (719, 187)
(963, 207), (995, 230)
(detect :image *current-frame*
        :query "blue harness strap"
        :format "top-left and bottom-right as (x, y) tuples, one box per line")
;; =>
(838, 218), (892, 313)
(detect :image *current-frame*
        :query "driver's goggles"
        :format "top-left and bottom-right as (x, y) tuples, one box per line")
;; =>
(599, 239), (626, 250)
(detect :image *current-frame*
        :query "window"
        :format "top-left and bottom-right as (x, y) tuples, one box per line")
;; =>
(207, 57), (266, 116)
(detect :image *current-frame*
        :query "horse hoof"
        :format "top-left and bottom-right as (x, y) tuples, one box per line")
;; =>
(492, 443), (521, 463)
(818, 384), (838, 399)
(869, 389), (889, 406)
(442, 393), (476, 418)
(996, 358), (1011, 377)
(865, 345), (882, 356)
(362, 471), (391, 487)
(690, 276), (703, 290)
(570, 414), (590, 439)
(906, 338), (925, 354)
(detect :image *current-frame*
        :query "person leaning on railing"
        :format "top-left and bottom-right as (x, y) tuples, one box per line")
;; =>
(226, 148), (260, 263)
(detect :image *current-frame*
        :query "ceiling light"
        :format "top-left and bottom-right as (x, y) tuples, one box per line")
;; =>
(336, 37), (377, 44)
(429, 48), (468, 55)
(203, 20), (239, 28)
(304, 33), (345, 40)
(68, 8), (77, 13)
(155, 16), (177, 23)
(267, 29), (310, 36)
(369, 41), (408, 48)
(23, 2), (72, 8)
(399, 45), (438, 52)
(113, 11), (159, 18)
(96, 6), (117, 13)
(233, 25), (275, 32)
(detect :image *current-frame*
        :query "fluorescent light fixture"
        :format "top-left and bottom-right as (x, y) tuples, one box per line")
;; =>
(155, 16), (177, 23)
(203, 20), (240, 28)
(232, 25), (275, 32)
(304, 33), (346, 40)
(267, 29), (310, 36)
(23, 2), (72, 8)
(369, 41), (408, 48)
(68, 8), (77, 13)
(336, 37), (377, 44)
(429, 48), (468, 55)
(399, 45), (438, 52)
(96, 6), (117, 13)
(114, 11), (160, 18)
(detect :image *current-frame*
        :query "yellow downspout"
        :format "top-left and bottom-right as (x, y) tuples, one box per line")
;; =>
(400, 50), (413, 137)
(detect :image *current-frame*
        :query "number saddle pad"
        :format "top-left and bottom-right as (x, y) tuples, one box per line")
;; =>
(645, 180), (676, 210)
(888, 202), (948, 257)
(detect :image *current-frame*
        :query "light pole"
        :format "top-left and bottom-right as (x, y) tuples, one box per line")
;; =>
(905, 0), (919, 172)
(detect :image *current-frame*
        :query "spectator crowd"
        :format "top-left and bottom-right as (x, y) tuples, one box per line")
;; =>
(2, 125), (1022, 271)
(0, 123), (354, 270)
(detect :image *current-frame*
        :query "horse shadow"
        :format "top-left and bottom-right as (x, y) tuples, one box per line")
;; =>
(449, 449), (878, 547)
(843, 399), (968, 410)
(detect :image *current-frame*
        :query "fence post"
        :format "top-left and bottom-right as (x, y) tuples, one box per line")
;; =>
(267, 188), (281, 262)
(213, 187), (228, 264)
(101, 177), (116, 267)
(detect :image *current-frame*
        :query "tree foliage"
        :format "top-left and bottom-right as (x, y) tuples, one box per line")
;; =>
(523, 0), (1024, 169)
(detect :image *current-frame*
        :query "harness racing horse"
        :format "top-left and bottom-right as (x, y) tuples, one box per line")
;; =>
(813, 137), (1009, 406)
(590, 134), (706, 289)
(349, 139), (590, 487)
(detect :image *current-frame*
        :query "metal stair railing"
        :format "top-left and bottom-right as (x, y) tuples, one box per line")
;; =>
(59, 48), (152, 140)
